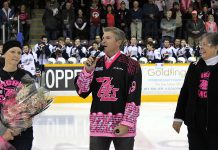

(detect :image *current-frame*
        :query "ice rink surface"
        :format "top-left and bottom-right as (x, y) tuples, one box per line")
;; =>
(32, 103), (188, 150)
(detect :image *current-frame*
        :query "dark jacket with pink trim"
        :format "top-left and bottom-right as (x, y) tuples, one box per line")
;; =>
(174, 59), (218, 132)
(74, 53), (142, 137)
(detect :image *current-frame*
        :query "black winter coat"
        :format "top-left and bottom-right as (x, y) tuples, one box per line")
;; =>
(174, 58), (218, 132)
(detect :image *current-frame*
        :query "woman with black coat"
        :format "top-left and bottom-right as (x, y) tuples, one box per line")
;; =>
(173, 32), (218, 150)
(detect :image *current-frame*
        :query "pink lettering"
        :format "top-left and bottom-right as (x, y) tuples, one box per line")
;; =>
(198, 90), (207, 98)
(201, 71), (210, 79)
(96, 77), (119, 101)
(199, 80), (208, 91)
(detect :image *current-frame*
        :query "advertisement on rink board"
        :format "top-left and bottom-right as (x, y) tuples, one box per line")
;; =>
(44, 64), (189, 102)
(141, 64), (189, 95)
(44, 66), (83, 91)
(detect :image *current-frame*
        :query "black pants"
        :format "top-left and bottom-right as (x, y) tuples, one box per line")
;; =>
(188, 129), (218, 150)
(9, 127), (33, 150)
(90, 136), (134, 150)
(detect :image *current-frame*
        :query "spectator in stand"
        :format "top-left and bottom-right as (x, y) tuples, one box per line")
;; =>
(95, 35), (105, 51)
(116, 0), (129, 9)
(34, 35), (53, 72)
(101, 4), (116, 27)
(18, 4), (30, 43)
(205, 14), (218, 33)
(34, 35), (53, 53)
(154, 0), (165, 30)
(101, 0), (115, 9)
(199, 5), (209, 22)
(211, 0), (218, 26)
(143, 0), (159, 41)
(145, 41), (157, 63)
(186, 10), (206, 47)
(165, 0), (175, 10)
(70, 38), (87, 63)
(180, 0), (192, 12)
(182, 5), (193, 40)
(154, 0), (165, 17)
(160, 10), (176, 44)
(21, 44), (38, 76)
(0, 1), (15, 41)
(87, 41), (105, 58)
(171, 2), (183, 39)
(61, 2), (75, 39)
(156, 38), (177, 62)
(145, 36), (158, 48)
(65, 37), (74, 58)
(51, 37), (69, 60)
(116, 1), (130, 39)
(129, 0), (143, 41)
(73, 0), (90, 15)
(177, 39), (193, 60)
(74, 8), (88, 40)
(124, 36), (142, 59)
(89, 0), (101, 41)
(173, 38), (181, 55)
(42, 0), (61, 40)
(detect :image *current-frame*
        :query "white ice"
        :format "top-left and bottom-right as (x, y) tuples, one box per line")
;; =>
(32, 102), (188, 150)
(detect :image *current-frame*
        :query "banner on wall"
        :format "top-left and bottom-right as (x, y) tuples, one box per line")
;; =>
(141, 65), (189, 95)
(44, 64), (189, 96)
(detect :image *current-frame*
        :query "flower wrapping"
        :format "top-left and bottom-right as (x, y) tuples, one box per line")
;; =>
(0, 74), (53, 149)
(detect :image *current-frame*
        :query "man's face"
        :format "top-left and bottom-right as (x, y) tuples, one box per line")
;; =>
(95, 36), (101, 43)
(121, 3), (126, 9)
(164, 40), (170, 48)
(75, 39), (80, 46)
(23, 45), (29, 53)
(66, 2), (71, 10)
(92, 43), (98, 50)
(102, 31), (121, 55)
(65, 38), (71, 44)
(181, 40), (186, 47)
(130, 38), (137, 45)
(174, 39), (181, 47)
(166, 11), (172, 19)
(42, 38), (48, 44)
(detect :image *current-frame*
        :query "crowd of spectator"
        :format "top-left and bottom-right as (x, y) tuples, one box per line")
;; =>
(0, 0), (218, 76)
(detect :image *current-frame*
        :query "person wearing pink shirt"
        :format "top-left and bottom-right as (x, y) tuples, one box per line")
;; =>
(205, 14), (218, 33)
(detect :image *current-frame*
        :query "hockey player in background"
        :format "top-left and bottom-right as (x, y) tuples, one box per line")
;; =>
(74, 27), (142, 150)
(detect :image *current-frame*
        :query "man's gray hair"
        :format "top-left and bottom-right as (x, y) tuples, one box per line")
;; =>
(103, 27), (126, 46)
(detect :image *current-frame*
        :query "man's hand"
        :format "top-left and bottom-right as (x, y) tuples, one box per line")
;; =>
(113, 124), (129, 136)
(172, 121), (182, 134)
(83, 56), (98, 73)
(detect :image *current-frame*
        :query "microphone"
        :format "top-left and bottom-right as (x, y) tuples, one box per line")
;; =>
(92, 50), (101, 59)
(115, 129), (120, 134)
(86, 45), (106, 66)
(92, 44), (106, 59)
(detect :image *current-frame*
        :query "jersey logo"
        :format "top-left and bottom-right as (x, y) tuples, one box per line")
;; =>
(96, 77), (119, 101)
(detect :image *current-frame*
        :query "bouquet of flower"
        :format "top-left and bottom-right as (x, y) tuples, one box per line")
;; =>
(0, 74), (53, 150)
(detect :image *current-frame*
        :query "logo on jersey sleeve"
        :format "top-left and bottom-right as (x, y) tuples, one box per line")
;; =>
(96, 77), (119, 101)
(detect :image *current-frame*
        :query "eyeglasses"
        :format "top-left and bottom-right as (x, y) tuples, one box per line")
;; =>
(199, 43), (211, 47)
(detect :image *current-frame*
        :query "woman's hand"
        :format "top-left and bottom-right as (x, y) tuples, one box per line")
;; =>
(172, 121), (182, 134)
